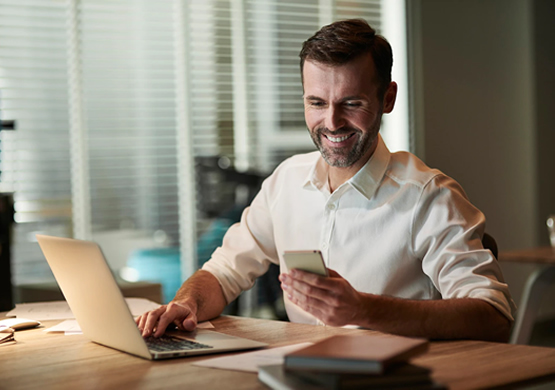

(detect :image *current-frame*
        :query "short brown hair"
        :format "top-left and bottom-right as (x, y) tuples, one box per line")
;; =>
(299, 19), (393, 99)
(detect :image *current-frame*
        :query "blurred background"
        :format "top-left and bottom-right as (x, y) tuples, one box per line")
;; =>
(0, 0), (554, 341)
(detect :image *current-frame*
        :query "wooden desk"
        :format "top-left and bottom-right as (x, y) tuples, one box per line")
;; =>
(1, 315), (555, 389)
(500, 247), (555, 344)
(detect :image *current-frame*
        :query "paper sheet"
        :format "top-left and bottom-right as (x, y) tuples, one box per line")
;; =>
(124, 298), (162, 316)
(193, 342), (313, 373)
(196, 321), (215, 329)
(43, 320), (82, 335)
(6, 298), (161, 321)
(7, 301), (75, 321)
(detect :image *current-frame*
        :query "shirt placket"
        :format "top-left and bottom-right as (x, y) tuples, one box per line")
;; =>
(321, 199), (337, 260)
(317, 191), (342, 326)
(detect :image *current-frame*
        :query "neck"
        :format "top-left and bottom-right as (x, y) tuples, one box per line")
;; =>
(328, 138), (378, 193)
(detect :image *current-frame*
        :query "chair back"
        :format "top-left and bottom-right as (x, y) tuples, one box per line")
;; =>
(482, 232), (498, 260)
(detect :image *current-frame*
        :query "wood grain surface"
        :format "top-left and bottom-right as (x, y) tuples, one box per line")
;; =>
(1, 314), (555, 389)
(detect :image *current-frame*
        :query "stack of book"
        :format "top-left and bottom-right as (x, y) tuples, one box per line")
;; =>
(258, 334), (445, 389)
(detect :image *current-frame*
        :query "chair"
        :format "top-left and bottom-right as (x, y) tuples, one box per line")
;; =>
(482, 232), (498, 259)
(0, 193), (14, 311)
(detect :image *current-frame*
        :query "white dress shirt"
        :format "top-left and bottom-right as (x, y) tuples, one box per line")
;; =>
(202, 135), (515, 325)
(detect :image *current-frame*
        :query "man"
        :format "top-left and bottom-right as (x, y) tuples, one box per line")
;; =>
(137, 19), (515, 341)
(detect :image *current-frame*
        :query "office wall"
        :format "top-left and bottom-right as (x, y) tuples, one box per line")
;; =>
(411, 0), (555, 318)
(533, 0), (555, 249)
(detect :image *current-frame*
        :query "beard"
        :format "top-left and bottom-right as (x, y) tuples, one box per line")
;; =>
(309, 119), (381, 168)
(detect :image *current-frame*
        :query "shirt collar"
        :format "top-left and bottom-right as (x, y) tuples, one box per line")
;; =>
(302, 134), (391, 200)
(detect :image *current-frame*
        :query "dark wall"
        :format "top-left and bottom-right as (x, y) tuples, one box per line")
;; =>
(533, 0), (555, 246)
(412, 0), (555, 317)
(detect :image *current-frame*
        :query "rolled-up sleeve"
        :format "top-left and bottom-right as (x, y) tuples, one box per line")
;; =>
(201, 179), (279, 304)
(412, 174), (516, 321)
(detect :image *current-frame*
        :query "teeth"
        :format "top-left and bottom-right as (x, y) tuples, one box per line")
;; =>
(326, 134), (351, 143)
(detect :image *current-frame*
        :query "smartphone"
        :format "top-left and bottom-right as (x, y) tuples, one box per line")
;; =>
(282, 250), (328, 276)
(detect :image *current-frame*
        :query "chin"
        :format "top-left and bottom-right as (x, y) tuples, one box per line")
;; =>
(321, 152), (357, 168)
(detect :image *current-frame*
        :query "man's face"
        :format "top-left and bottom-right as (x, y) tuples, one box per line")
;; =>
(303, 54), (392, 169)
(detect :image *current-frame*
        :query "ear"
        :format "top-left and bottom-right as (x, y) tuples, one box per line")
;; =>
(382, 82), (397, 114)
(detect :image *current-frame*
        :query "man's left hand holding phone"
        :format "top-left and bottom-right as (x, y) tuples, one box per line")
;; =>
(279, 250), (365, 327)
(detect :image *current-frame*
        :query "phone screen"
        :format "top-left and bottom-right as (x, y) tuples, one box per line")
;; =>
(282, 250), (328, 276)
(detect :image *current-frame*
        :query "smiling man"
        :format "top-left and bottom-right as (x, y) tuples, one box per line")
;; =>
(137, 19), (515, 342)
(302, 53), (395, 191)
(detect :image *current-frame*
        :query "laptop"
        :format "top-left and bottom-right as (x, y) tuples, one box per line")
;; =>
(36, 234), (267, 360)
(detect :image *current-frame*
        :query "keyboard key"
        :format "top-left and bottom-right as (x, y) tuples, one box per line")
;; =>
(145, 335), (212, 352)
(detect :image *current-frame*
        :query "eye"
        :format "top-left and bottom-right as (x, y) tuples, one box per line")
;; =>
(344, 101), (362, 108)
(307, 100), (325, 107)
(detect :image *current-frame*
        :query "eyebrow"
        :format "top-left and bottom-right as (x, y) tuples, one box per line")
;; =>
(303, 95), (365, 102)
(303, 95), (323, 101)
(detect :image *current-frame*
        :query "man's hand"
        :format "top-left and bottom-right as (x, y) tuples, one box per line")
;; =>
(279, 268), (365, 326)
(135, 270), (228, 338)
(135, 300), (198, 338)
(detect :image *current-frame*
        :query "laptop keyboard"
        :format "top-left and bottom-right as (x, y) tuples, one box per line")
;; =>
(145, 335), (213, 352)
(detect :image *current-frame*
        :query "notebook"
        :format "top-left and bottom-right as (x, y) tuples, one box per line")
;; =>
(36, 234), (267, 360)
(284, 334), (429, 374)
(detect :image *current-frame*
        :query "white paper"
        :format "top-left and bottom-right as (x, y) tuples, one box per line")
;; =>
(6, 298), (161, 321)
(193, 342), (313, 373)
(125, 297), (161, 316)
(7, 301), (75, 320)
(43, 320), (82, 334)
(196, 321), (215, 329)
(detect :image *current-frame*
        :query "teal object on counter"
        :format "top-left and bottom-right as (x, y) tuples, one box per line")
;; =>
(127, 247), (181, 304)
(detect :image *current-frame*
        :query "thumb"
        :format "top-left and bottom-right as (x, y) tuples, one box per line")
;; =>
(180, 312), (198, 332)
(327, 268), (343, 278)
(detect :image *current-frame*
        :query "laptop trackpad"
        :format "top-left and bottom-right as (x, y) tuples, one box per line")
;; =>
(172, 329), (245, 342)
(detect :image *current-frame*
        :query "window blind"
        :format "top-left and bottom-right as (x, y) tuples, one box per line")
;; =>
(0, 0), (71, 283)
(0, 0), (405, 289)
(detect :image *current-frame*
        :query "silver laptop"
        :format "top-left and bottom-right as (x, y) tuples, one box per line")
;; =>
(36, 234), (267, 360)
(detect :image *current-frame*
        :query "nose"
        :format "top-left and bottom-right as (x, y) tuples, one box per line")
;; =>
(325, 105), (345, 131)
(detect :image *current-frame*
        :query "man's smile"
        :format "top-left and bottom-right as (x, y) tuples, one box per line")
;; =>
(324, 133), (355, 143)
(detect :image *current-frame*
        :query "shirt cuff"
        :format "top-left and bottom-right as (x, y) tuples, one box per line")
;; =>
(468, 288), (516, 322)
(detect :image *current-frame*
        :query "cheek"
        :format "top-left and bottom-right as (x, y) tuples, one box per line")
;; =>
(354, 112), (378, 129)
(304, 110), (320, 129)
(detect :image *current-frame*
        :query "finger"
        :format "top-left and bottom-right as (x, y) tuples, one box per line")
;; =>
(288, 276), (331, 301)
(281, 272), (322, 290)
(294, 270), (348, 297)
(326, 268), (341, 278)
(286, 280), (329, 307)
(290, 269), (331, 288)
(136, 312), (149, 332)
(287, 287), (329, 316)
(154, 302), (192, 337)
(142, 306), (167, 337)
(281, 275), (326, 304)
(288, 291), (343, 327)
(179, 311), (198, 332)
(153, 312), (174, 337)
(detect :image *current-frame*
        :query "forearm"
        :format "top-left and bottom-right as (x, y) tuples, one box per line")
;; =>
(355, 294), (511, 342)
(172, 270), (228, 322)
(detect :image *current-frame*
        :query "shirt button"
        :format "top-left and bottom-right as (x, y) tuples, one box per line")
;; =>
(327, 203), (336, 211)
(322, 243), (328, 250)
